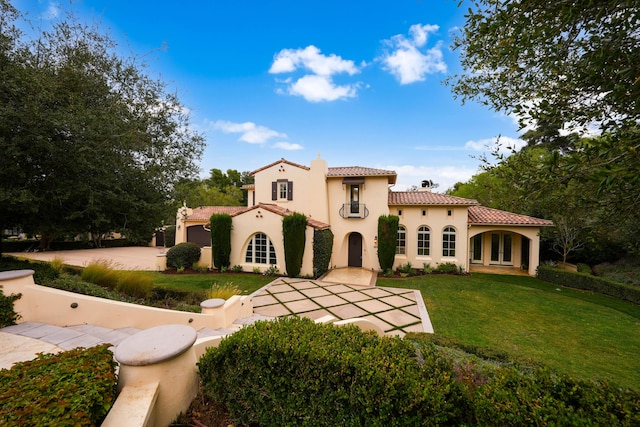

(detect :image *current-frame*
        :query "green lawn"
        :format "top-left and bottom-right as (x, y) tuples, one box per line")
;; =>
(141, 271), (274, 295)
(141, 270), (640, 390)
(378, 273), (640, 390)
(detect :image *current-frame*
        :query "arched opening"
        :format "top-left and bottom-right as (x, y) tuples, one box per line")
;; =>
(348, 232), (362, 267)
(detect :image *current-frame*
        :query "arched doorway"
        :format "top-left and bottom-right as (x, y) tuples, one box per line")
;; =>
(348, 232), (362, 267)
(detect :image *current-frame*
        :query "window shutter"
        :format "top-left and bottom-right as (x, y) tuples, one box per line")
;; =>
(287, 181), (293, 200)
(271, 182), (277, 200)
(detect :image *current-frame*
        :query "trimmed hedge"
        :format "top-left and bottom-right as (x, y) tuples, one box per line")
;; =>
(0, 344), (117, 426)
(377, 215), (399, 271)
(282, 213), (307, 277)
(538, 266), (640, 305)
(313, 228), (334, 278)
(210, 214), (232, 269)
(199, 317), (466, 426)
(166, 242), (201, 270)
(199, 318), (640, 426)
(1, 238), (135, 252)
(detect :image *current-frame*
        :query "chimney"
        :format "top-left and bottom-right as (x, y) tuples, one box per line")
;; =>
(418, 179), (433, 192)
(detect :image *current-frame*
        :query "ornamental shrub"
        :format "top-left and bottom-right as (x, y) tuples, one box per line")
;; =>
(377, 215), (399, 271)
(166, 242), (201, 270)
(538, 266), (640, 304)
(198, 317), (466, 426)
(210, 214), (232, 269)
(0, 288), (21, 327)
(0, 344), (117, 426)
(313, 228), (333, 278)
(282, 212), (307, 277)
(81, 259), (120, 289)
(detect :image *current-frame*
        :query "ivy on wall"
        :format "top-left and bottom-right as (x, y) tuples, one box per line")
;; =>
(210, 214), (233, 269)
(283, 213), (307, 277)
(377, 215), (399, 272)
(313, 229), (334, 278)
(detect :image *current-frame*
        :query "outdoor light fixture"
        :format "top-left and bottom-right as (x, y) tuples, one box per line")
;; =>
(70, 302), (78, 309)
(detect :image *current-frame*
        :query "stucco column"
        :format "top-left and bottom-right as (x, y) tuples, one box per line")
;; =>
(529, 236), (540, 276)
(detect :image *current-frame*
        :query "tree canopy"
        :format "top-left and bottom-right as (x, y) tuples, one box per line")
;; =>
(0, 1), (205, 251)
(447, 0), (640, 263)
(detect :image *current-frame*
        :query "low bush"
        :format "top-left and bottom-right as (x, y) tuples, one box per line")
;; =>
(397, 262), (418, 276)
(577, 262), (593, 274)
(116, 271), (153, 299)
(538, 266), (640, 305)
(231, 265), (243, 272)
(198, 318), (640, 426)
(436, 262), (460, 274)
(199, 317), (466, 426)
(166, 242), (201, 270)
(0, 288), (21, 327)
(81, 260), (120, 289)
(0, 345), (117, 426)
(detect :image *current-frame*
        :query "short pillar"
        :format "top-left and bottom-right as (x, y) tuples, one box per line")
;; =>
(200, 298), (225, 315)
(114, 325), (198, 427)
(156, 254), (167, 272)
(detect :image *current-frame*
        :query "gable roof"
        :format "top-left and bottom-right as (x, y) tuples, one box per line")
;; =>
(232, 204), (330, 230)
(389, 191), (479, 206)
(328, 166), (397, 185)
(186, 206), (247, 221)
(468, 206), (554, 226)
(249, 158), (310, 176)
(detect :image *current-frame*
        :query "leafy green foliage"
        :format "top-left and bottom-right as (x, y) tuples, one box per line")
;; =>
(0, 4), (204, 254)
(198, 317), (466, 426)
(166, 242), (201, 270)
(209, 213), (232, 269)
(538, 266), (640, 305)
(377, 215), (399, 271)
(198, 317), (640, 426)
(312, 228), (333, 278)
(0, 344), (117, 426)
(282, 212), (307, 277)
(0, 288), (21, 327)
(115, 270), (153, 299)
(207, 281), (241, 300)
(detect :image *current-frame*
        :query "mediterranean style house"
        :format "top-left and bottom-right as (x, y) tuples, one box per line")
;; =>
(174, 155), (552, 276)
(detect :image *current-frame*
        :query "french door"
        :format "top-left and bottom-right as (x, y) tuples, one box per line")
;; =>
(490, 232), (513, 265)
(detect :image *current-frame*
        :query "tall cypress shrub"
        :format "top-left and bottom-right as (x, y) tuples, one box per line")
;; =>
(283, 213), (307, 277)
(210, 213), (232, 269)
(313, 228), (334, 278)
(377, 215), (399, 271)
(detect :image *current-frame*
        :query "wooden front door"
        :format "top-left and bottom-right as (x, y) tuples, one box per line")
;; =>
(348, 233), (362, 267)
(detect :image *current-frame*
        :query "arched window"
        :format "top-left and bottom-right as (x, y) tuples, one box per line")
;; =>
(245, 233), (277, 265)
(396, 225), (406, 255)
(442, 226), (456, 257)
(417, 226), (430, 256)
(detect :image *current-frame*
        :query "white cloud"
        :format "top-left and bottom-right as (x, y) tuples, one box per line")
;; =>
(384, 164), (477, 193)
(40, 2), (61, 20)
(288, 75), (358, 102)
(272, 142), (304, 150)
(210, 120), (286, 144)
(379, 24), (447, 85)
(269, 45), (361, 102)
(464, 136), (526, 153)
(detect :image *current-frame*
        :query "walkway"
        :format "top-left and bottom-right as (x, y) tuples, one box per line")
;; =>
(252, 268), (433, 336)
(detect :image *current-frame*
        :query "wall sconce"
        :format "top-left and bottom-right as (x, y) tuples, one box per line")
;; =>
(374, 236), (378, 246)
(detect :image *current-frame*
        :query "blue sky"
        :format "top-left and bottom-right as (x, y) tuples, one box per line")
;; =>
(18, 0), (526, 191)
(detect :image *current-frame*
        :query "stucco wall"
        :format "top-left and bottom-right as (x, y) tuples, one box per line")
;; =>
(390, 205), (470, 271)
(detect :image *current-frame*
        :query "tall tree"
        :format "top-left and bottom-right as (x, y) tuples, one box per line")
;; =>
(0, 4), (205, 252)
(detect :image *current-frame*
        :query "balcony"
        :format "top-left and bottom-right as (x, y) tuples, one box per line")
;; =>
(339, 203), (369, 219)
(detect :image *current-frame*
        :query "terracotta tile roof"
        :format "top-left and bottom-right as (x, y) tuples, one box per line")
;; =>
(228, 203), (331, 230)
(249, 158), (310, 176)
(468, 206), (554, 226)
(327, 166), (397, 184)
(186, 206), (248, 221)
(388, 191), (479, 206)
